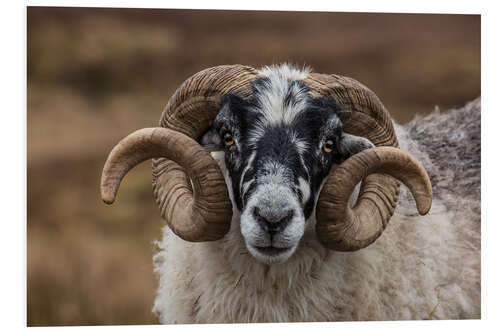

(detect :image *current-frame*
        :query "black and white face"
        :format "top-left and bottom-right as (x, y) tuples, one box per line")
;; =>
(202, 68), (373, 264)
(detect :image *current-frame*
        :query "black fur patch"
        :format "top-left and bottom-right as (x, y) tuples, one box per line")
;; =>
(205, 79), (370, 219)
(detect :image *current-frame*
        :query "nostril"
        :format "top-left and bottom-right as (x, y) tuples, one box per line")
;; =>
(280, 209), (294, 224)
(253, 207), (294, 234)
(253, 207), (261, 220)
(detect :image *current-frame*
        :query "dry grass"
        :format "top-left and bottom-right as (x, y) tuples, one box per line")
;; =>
(27, 7), (480, 326)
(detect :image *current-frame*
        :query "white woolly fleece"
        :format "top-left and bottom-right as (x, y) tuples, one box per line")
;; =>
(151, 66), (480, 323)
(151, 120), (480, 322)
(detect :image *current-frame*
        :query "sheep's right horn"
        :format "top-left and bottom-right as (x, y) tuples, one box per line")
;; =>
(101, 127), (231, 242)
(151, 65), (259, 241)
(102, 65), (258, 242)
(316, 147), (432, 251)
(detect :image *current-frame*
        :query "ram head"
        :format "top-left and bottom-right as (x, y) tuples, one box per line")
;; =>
(101, 64), (432, 264)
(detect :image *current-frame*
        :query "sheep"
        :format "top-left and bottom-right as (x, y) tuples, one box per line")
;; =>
(100, 64), (480, 323)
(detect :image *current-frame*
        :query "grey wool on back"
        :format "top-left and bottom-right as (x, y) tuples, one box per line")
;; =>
(403, 98), (480, 219)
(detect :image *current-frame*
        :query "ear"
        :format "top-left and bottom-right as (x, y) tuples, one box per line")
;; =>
(200, 127), (223, 152)
(337, 133), (375, 161)
(199, 100), (229, 152)
(200, 94), (241, 152)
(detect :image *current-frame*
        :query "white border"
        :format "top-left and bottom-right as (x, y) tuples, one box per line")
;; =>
(25, 0), (482, 14)
(2, 0), (26, 329)
(5, 0), (499, 332)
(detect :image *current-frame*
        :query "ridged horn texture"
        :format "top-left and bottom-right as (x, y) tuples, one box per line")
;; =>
(316, 147), (432, 251)
(151, 65), (259, 241)
(100, 127), (233, 241)
(303, 73), (432, 251)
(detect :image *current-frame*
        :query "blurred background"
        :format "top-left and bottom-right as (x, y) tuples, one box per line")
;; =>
(27, 7), (480, 326)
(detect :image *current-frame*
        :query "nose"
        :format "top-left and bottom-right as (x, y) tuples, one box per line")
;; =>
(253, 206), (294, 235)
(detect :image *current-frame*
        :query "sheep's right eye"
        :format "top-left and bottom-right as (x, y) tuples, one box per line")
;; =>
(223, 132), (234, 147)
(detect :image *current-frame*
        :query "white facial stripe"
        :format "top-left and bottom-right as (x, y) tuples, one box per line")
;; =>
(233, 141), (242, 169)
(246, 64), (313, 154)
(253, 64), (311, 127)
(288, 131), (310, 177)
(292, 136), (309, 155)
(239, 151), (256, 195)
(298, 153), (309, 179)
(258, 63), (311, 81)
(247, 120), (267, 149)
(256, 84), (308, 126)
(298, 177), (311, 205)
(241, 179), (255, 200)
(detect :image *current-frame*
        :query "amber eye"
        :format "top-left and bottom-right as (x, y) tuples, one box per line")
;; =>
(323, 139), (334, 153)
(223, 132), (234, 147)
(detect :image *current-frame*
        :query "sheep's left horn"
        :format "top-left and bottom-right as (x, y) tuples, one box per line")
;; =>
(101, 127), (231, 242)
(316, 147), (432, 251)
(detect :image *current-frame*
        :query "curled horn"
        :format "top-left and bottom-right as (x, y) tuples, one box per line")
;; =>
(101, 65), (258, 241)
(316, 147), (432, 251)
(304, 74), (432, 251)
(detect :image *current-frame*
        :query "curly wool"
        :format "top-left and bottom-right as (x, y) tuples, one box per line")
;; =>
(152, 98), (481, 323)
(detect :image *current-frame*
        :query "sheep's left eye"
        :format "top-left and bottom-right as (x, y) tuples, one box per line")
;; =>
(323, 139), (334, 153)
